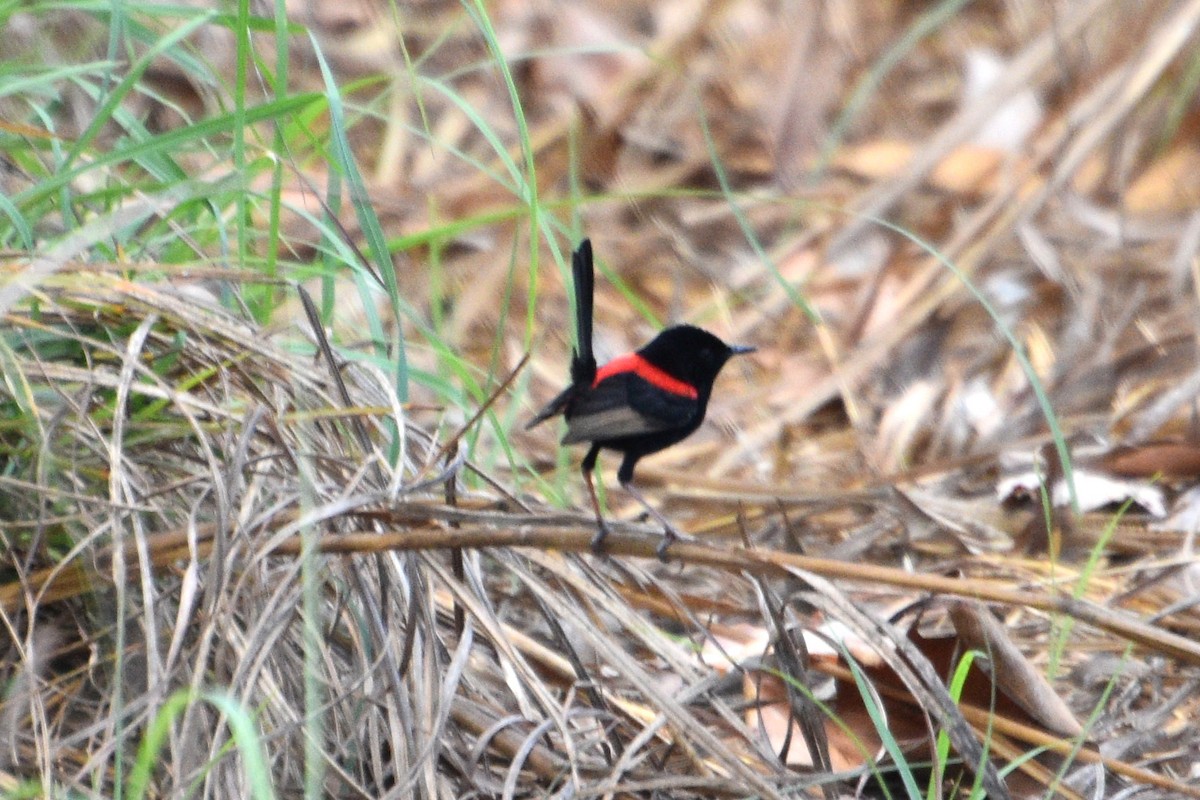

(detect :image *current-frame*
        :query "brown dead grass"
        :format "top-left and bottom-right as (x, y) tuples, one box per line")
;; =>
(6, 0), (1200, 797)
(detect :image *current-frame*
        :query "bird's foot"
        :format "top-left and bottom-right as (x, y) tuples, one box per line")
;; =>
(590, 521), (612, 555)
(655, 525), (696, 561)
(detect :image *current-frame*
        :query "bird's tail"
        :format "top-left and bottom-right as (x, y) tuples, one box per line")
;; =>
(570, 238), (596, 385)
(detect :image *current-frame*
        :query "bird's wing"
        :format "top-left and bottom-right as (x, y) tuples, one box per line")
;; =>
(525, 385), (575, 430)
(561, 372), (697, 443)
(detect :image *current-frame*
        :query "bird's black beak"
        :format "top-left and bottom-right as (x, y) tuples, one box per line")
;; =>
(729, 344), (756, 356)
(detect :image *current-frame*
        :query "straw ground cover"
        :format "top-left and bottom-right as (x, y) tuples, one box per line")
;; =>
(4, 1), (1200, 797)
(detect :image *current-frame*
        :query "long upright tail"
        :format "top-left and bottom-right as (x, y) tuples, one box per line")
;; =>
(524, 239), (597, 431)
(570, 239), (597, 385)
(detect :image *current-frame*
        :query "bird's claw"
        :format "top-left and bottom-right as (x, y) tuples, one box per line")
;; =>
(591, 520), (695, 561)
(590, 523), (611, 555)
(655, 527), (696, 561)
(655, 533), (675, 561)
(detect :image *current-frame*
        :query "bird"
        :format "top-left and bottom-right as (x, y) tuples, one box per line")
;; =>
(527, 238), (754, 557)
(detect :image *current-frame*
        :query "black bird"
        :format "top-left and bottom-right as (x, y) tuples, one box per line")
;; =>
(527, 239), (754, 557)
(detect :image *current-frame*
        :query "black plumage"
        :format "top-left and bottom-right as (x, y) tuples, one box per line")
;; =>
(528, 239), (753, 556)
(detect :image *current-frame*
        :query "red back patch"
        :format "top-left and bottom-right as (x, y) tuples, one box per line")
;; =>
(593, 354), (698, 399)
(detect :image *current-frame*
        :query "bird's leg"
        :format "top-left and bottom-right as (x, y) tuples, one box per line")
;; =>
(619, 480), (694, 560)
(581, 445), (610, 553)
(617, 455), (694, 561)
